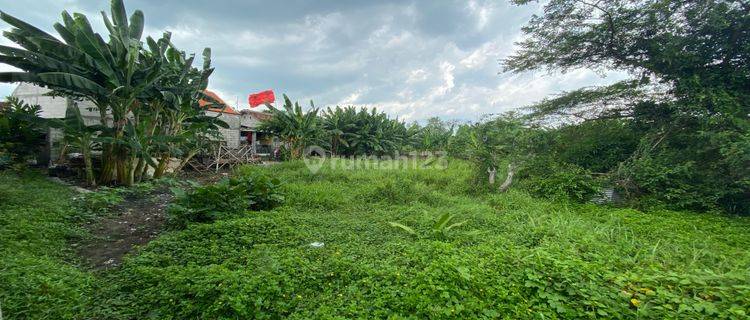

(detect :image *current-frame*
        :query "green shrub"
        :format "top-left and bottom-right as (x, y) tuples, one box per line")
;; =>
(616, 155), (742, 213)
(554, 119), (639, 173)
(0, 97), (47, 168)
(370, 178), (415, 204)
(521, 160), (601, 203)
(0, 171), (102, 318)
(75, 187), (125, 215)
(388, 212), (468, 240)
(168, 174), (284, 228)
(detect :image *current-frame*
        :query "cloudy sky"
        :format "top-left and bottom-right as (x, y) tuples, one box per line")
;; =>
(0, 0), (627, 122)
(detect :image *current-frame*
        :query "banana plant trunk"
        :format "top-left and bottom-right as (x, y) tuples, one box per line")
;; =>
(133, 157), (146, 183)
(56, 144), (68, 165)
(499, 163), (516, 193)
(175, 150), (199, 173)
(153, 154), (171, 178)
(97, 106), (115, 185)
(139, 161), (151, 182)
(81, 142), (96, 187)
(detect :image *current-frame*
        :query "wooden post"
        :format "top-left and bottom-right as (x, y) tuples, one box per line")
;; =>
(252, 131), (257, 154)
(215, 145), (221, 172)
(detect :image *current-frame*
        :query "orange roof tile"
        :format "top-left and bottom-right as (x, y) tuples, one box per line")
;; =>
(199, 90), (239, 115)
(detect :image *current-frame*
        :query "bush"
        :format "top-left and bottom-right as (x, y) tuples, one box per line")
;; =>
(0, 97), (47, 168)
(521, 159), (601, 202)
(616, 156), (733, 212)
(554, 120), (638, 173)
(168, 174), (284, 228)
(75, 187), (125, 215)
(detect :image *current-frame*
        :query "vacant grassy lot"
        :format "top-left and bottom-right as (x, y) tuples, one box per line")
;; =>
(2, 160), (749, 319)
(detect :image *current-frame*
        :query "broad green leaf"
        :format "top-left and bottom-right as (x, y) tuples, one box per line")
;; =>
(128, 10), (144, 40)
(387, 222), (416, 235)
(38, 72), (108, 96)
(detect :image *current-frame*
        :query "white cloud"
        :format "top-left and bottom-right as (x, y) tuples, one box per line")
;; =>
(0, 1), (633, 123)
(429, 61), (456, 98)
(406, 69), (428, 83)
(338, 89), (366, 105)
(467, 0), (493, 31)
(460, 43), (495, 69)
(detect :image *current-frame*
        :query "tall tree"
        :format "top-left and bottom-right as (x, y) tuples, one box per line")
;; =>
(507, 0), (750, 213)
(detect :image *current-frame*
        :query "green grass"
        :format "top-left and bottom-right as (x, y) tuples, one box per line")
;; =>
(0, 171), (97, 319)
(2, 160), (749, 319)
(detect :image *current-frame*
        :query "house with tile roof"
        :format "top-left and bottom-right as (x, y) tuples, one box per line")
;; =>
(199, 90), (279, 154)
(9, 83), (277, 163)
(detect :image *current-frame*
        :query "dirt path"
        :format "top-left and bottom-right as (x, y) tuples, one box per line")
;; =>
(53, 170), (230, 269)
(75, 192), (172, 269)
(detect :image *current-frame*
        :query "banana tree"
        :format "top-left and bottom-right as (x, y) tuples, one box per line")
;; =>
(322, 106), (357, 156)
(49, 102), (104, 186)
(0, 0), (168, 185)
(260, 95), (323, 159)
(147, 47), (228, 178)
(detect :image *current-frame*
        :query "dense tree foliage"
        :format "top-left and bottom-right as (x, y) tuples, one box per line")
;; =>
(321, 106), (415, 157)
(414, 117), (453, 152)
(501, 0), (749, 213)
(263, 102), (451, 158)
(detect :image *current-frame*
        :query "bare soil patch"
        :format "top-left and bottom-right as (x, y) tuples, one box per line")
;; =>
(54, 169), (233, 269)
(75, 191), (172, 269)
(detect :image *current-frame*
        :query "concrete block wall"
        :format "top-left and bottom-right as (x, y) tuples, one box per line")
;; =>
(210, 111), (242, 148)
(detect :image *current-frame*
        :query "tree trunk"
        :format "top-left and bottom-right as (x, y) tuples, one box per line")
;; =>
(56, 144), (68, 165)
(123, 157), (136, 186)
(81, 142), (96, 187)
(97, 105), (115, 185)
(153, 154), (171, 178)
(175, 150), (199, 173)
(98, 146), (115, 184)
(116, 158), (128, 185)
(499, 163), (516, 193)
(133, 157), (146, 183)
(487, 167), (497, 185)
(141, 161), (151, 181)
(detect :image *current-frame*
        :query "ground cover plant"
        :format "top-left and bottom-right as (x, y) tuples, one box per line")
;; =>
(58, 159), (750, 318)
(0, 171), (99, 318)
(2, 160), (750, 318)
(111, 160), (750, 318)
